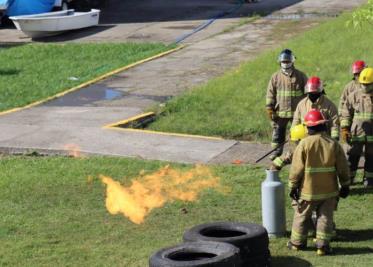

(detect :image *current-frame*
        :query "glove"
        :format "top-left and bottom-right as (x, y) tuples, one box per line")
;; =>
(339, 186), (350, 198)
(289, 188), (300, 201)
(341, 128), (351, 143)
(266, 108), (278, 121)
(266, 108), (274, 120)
(269, 163), (281, 171)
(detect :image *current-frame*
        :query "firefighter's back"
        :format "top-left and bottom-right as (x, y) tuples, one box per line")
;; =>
(298, 133), (340, 201)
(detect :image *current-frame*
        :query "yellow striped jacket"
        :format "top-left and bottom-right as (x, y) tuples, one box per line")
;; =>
(339, 86), (373, 142)
(266, 68), (308, 119)
(289, 133), (350, 201)
(292, 95), (340, 139)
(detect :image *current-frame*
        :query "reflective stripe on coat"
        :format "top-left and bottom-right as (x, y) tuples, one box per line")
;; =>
(289, 133), (350, 201)
(339, 86), (373, 142)
(266, 68), (308, 118)
(292, 95), (340, 139)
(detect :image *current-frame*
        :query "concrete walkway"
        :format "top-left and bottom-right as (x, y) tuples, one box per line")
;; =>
(0, 0), (366, 164)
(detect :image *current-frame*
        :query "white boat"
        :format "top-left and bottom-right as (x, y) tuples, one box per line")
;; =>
(10, 9), (100, 38)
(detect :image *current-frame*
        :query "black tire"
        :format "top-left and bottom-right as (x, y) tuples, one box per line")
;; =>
(149, 241), (240, 267)
(183, 222), (269, 262)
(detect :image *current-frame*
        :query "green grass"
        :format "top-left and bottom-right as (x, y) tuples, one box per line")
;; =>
(0, 43), (173, 111)
(0, 156), (372, 266)
(148, 11), (373, 141)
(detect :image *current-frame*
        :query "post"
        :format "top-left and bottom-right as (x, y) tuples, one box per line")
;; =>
(261, 169), (286, 237)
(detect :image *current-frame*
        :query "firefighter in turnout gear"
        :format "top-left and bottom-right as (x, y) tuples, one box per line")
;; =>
(271, 76), (338, 170)
(340, 67), (373, 187)
(266, 49), (308, 160)
(287, 109), (350, 256)
(293, 76), (340, 139)
(338, 61), (367, 184)
(339, 60), (366, 114)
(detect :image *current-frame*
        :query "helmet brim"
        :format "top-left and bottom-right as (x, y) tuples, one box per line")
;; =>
(305, 120), (327, 127)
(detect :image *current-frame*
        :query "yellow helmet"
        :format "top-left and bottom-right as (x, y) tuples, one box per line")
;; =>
(290, 124), (307, 141)
(359, 67), (373, 84)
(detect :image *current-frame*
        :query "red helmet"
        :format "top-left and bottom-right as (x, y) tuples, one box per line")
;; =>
(305, 76), (323, 93)
(352, 60), (366, 74)
(304, 109), (327, 127)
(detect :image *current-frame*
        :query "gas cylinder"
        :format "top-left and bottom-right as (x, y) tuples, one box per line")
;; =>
(261, 169), (286, 237)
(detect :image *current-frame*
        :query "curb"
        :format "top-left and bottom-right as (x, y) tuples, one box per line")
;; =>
(0, 146), (135, 158)
(103, 112), (224, 141)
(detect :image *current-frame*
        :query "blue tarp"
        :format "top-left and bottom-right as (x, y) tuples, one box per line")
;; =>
(7, 0), (55, 16)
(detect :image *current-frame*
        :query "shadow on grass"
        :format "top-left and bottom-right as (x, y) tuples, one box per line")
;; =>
(0, 43), (25, 48)
(336, 229), (373, 242)
(350, 187), (373, 195)
(271, 256), (312, 267)
(333, 246), (373, 256)
(0, 69), (20, 75)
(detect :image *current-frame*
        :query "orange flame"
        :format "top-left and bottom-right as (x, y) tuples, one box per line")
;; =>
(63, 144), (81, 158)
(232, 159), (244, 165)
(100, 165), (228, 224)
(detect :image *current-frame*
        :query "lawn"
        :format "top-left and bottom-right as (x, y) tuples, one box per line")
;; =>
(0, 43), (174, 112)
(0, 156), (372, 266)
(148, 9), (373, 141)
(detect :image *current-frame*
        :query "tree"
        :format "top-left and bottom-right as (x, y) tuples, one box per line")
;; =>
(347, 0), (373, 28)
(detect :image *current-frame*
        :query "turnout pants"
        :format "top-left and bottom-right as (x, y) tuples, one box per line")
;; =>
(347, 141), (373, 183)
(291, 198), (337, 248)
(271, 118), (292, 157)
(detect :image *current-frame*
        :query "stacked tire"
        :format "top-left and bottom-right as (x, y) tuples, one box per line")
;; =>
(149, 222), (271, 267)
(183, 222), (270, 267)
(149, 241), (241, 267)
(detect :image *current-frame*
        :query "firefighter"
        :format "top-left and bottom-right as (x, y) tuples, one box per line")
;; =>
(339, 60), (366, 114)
(340, 67), (373, 187)
(266, 49), (308, 160)
(271, 76), (338, 170)
(339, 60), (367, 184)
(287, 109), (350, 256)
(293, 76), (339, 139)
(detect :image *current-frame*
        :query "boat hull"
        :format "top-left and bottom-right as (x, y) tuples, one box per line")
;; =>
(10, 9), (100, 38)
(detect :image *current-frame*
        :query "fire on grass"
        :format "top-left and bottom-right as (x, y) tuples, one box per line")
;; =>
(100, 165), (230, 224)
